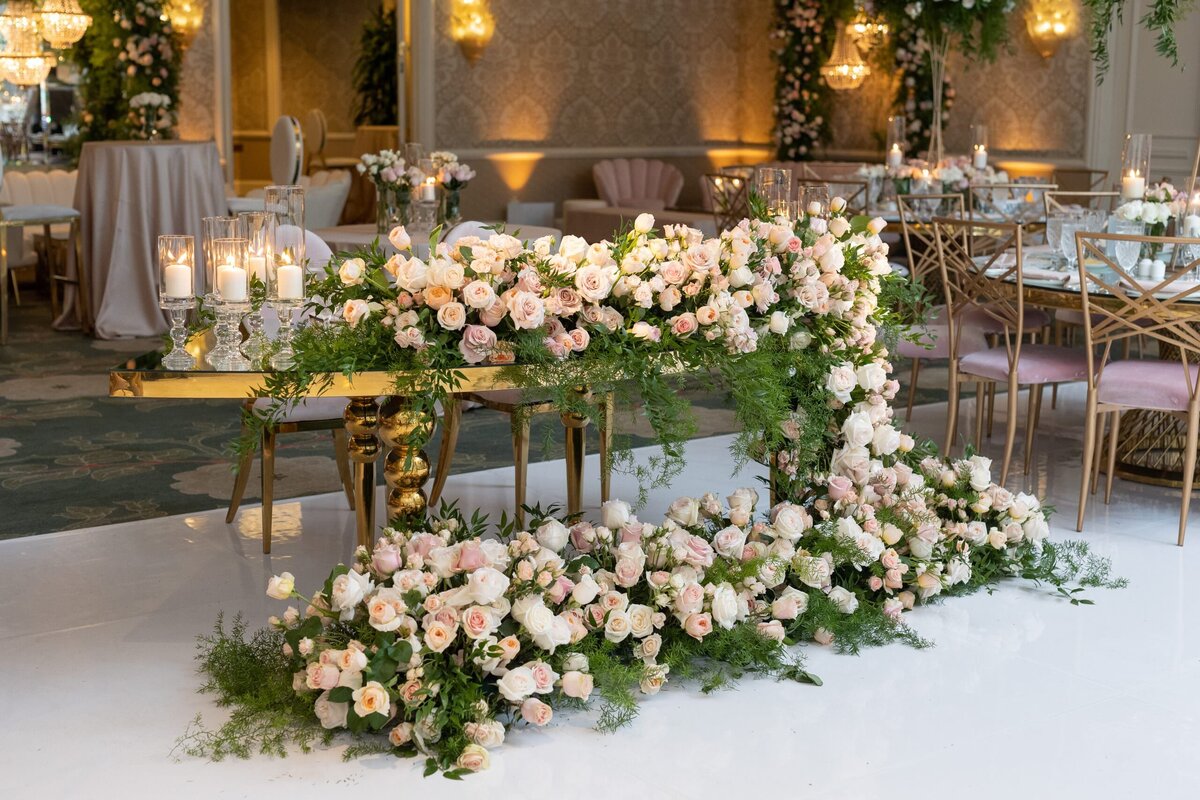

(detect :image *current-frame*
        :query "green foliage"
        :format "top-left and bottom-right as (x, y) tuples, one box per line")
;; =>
(789, 591), (932, 655)
(174, 614), (329, 761)
(1085, 0), (1197, 81)
(353, 4), (399, 126)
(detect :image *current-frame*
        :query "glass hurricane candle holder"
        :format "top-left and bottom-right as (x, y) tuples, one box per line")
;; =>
(885, 115), (906, 169)
(158, 234), (196, 371)
(201, 216), (238, 367)
(754, 167), (792, 218)
(265, 184), (306, 263)
(211, 236), (252, 371)
(269, 221), (307, 370)
(1120, 133), (1152, 199)
(971, 123), (989, 170)
(238, 211), (276, 366)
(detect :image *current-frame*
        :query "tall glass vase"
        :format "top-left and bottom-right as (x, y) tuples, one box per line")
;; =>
(441, 187), (462, 227)
(925, 37), (951, 165)
(375, 183), (411, 234)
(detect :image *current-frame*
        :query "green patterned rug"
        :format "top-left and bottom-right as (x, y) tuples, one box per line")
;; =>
(0, 298), (952, 538)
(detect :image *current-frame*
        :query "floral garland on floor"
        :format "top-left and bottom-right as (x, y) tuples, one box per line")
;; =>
(186, 200), (1125, 775)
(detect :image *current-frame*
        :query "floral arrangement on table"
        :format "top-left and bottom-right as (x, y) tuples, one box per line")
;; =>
(128, 91), (172, 140)
(185, 195), (1125, 774)
(358, 150), (423, 233)
(1114, 183), (1183, 257)
(429, 151), (476, 227)
(73, 0), (181, 144)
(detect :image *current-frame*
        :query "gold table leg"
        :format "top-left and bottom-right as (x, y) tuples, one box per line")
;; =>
(379, 396), (435, 524)
(344, 396), (380, 551)
(561, 397), (589, 516)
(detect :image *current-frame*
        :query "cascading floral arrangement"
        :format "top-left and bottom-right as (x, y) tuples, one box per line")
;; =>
(186, 200), (1124, 774)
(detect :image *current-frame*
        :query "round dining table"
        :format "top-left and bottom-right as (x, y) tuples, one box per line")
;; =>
(77, 140), (226, 339)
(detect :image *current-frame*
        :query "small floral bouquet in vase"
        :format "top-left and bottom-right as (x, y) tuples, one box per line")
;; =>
(359, 150), (423, 234)
(128, 92), (172, 140)
(430, 151), (475, 227)
(1116, 193), (1176, 258)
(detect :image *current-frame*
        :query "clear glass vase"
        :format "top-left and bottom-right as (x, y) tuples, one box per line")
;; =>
(442, 187), (462, 227)
(375, 184), (411, 234)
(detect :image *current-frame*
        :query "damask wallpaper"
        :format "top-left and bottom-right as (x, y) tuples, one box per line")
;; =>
(231, 0), (268, 132)
(176, 0), (215, 143)
(434, 0), (775, 149)
(278, 0), (376, 134)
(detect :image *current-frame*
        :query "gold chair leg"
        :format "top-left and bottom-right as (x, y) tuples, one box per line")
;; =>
(1103, 409), (1121, 504)
(1023, 384), (1043, 475)
(226, 440), (254, 523)
(599, 391), (613, 503)
(333, 428), (355, 510)
(1179, 403), (1199, 547)
(9, 269), (19, 307)
(999, 378), (1020, 485)
(261, 428), (276, 554)
(512, 413), (530, 528)
(1077, 393), (1099, 531)
(1, 239), (8, 345)
(986, 382), (996, 438)
(944, 363), (960, 456)
(973, 381), (986, 448)
(906, 358), (921, 421)
(1090, 412), (1106, 496)
(42, 224), (57, 320)
(429, 397), (461, 506)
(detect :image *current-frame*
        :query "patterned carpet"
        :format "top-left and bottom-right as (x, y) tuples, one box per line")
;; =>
(0, 299), (750, 537)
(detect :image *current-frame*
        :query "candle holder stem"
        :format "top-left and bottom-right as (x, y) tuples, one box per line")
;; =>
(161, 305), (196, 371)
(214, 304), (252, 371)
(242, 310), (270, 366)
(271, 303), (298, 370)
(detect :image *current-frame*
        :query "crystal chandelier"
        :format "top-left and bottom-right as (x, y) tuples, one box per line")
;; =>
(39, 0), (91, 49)
(850, 5), (889, 51)
(0, 0), (39, 36)
(0, 24), (55, 86)
(821, 23), (870, 91)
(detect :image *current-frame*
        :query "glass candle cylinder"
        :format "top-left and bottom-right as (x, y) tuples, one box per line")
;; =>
(886, 115), (906, 168)
(754, 167), (792, 216)
(265, 184), (306, 268)
(238, 211), (275, 286)
(405, 142), (424, 167)
(971, 124), (989, 169)
(212, 237), (250, 304)
(272, 223), (307, 300)
(1120, 133), (1152, 199)
(158, 234), (195, 303)
(201, 216), (237, 297)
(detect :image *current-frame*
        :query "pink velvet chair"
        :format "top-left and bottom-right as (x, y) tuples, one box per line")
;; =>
(1075, 231), (1200, 546)
(593, 158), (684, 209)
(935, 218), (1089, 483)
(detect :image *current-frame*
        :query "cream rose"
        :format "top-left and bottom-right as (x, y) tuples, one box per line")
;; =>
(338, 257), (366, 286)
(457, 743), (490, 772)
(342, 299), (371, 328)
(351, 680), (390, 718)
(388, 225), (412, 251)
(497, 665), (537, 702)
(313, 690), (348, 729)
(604, 609), (632, 642)
(561, 670), (594, 700)
(266, 572), (295, 600)
(436, 301), (467, 331)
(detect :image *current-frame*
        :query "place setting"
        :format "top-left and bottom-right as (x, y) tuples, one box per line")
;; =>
(2, 2), (1200, 798)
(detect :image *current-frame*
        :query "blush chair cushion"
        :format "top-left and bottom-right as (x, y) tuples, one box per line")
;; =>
(958, 344), (1089, 385)
(896, 304), (988, 360)
(1097, 360), (1200, 412)
(962, 304), (1051, 335)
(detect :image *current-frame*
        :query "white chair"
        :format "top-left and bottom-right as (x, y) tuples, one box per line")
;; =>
(0, 166), (85, 344)
(230, 171), (350, 230)
(227, 115), (305, 215)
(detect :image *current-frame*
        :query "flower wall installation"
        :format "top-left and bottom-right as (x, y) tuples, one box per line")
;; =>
(73, 0), (182, 143)
(771, 0), (835, 160)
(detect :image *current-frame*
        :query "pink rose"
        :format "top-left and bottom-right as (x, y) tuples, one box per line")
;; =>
(757, 620), (786, 641)
(479, 299), (506, 326)
(827, 475), (853, 500)
(569, 522), (595, 552)
(455, 540), (488, 572)
(867, 575), (884, 592)
(552, 287), (582, 315)
(659, 260), (689, 284)
(613, 558), (642, 588)
(568, 327), (590, 352)
(561, 670), (594, 700)
(547, 575), (575, 605)
(669, 312), (698, 338)
(371, 543), (402, 575)
(461, 606), (495, 639)
(683, 612), (713, 640)
(306, 662), (339, 690)
(520, 697), (553, 725)
(629, 321), (661, 342)
(459, 324), (497, 364)
(681, 535), (715, 568)
(675, 582), (705, 614)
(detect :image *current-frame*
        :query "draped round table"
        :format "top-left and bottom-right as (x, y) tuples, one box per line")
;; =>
(76, 140), (226, 339)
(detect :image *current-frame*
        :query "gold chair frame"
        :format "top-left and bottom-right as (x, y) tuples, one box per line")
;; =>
(703, 173), (750, 232)
(1044, 190), (1120, 216)
(1074, 231), (1200, 545)
(1052, 167), (1110, 192)
(968, 182), (1058, 232)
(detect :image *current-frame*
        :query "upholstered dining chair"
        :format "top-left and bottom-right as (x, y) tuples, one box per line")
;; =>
(593, 158), (684, 209)
(1074, 231), (1200, 545)
(1051, 167), (1110, 193)
(428, 221), (614, 524)
(934, 217), (1090, 482)
(0, 167), (87, 344)
(225, 231), (350, 553)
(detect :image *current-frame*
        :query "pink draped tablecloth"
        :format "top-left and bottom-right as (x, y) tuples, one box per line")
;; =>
(76, 140), (225, 339)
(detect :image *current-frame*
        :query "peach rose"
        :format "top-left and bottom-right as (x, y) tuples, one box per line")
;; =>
(436, 301), (466, 330)
(520, 697), (553, 726)
(683, 612), (713, 640)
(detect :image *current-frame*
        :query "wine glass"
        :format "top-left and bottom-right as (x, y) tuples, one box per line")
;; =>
(1111, 219), (1142, 277)
(1046, 211), (1066, 268)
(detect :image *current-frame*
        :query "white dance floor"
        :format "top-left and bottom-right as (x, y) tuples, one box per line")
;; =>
(2, 385), (1197, 798)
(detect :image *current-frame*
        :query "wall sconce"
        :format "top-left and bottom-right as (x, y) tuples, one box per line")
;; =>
(450, 0), (494, 65)
(1024, 0), (1074, 59)
(163, 0), (204, 41)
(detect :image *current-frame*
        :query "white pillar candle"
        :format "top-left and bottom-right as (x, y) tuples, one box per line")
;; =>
(163, 262), (193, 299)
(419, 181), (437, 202)
(886, 145), (902, 169)
(1121, 174), (1146, 199)
(973, 147), (988, 170)
(217, 264), (248, 302)
(276, 263), (305, 300)
(247, 254), (268, 283)
(1149, 259), (1166, 280)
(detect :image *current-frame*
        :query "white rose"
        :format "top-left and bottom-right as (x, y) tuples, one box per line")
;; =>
(388, 225), (412, 251)
(338, 257), (366, 286)
(770, 503), (810, 541)
(468, 719), (505, 748)
(841, 411), (874, 449)
(872, 424), (901, 456)
(601, 499), (632, 530)
(666, 496), (700, 526)
(467, 567), (510, 605)
(966, 455), (992, 491)
(313, 690), (348, 729)
(727, 487), (758, 513)
(497, 666), (537, 702)
(330, 570), (374, 620)
(826, 363), (857, 402)
(604, 610), (632, 642)
(634, 213), (655, 234)
(572, 573), (600, 605)
(855, 363), (887, 393)
(712, 525), (748, 559)
(627, 604), (655, 638)
(563, 653), (590, 673)
(535, 519), (570, 553)
(829, 216), (850, 238)
(710, 583), (740, 629)
(266, 572), (295, 600)
(827, 586), (859, 614)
